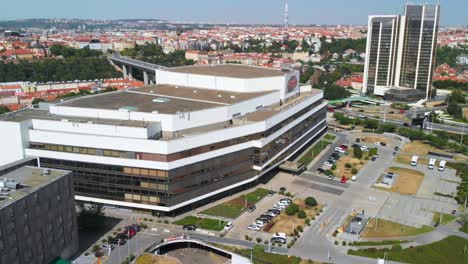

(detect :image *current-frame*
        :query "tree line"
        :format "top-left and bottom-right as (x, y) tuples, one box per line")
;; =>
(0, 45), (120, 82)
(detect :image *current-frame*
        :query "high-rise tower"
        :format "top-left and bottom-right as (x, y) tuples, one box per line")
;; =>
(363, 4), (440, 101)
(284, 0), (289, 27)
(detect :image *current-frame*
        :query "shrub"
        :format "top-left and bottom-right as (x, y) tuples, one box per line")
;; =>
(164, 220), (169, 224)
(351, 168), (358, 174)
(392, 244), (403, 251)
(334, 241), (339, 245)
(84, 252), (89, 256)
(342, 241), (347, 246)
(297, 225), (303, 232)
(285, 191), (292, 197)
(245, 235), (250, 240)
(157, 220), (162, 223)
(285, 203), (299, 216)
(256, 237), (262, 243)
(331, 164), (337, 170)
(149, 219), (153, 222)
(297, 210), (307, 219)
(369, 147), (378, 156)
(140, 223), (148, 229)
(324, 170), (334, 176)
(305, 218), (310, 225)
(305, 197), (318, 207)
(92, 245), (100, 252)
(345, 163), (352, 169)
(264, 241), (269, 245)
(293, 229), (299, 236)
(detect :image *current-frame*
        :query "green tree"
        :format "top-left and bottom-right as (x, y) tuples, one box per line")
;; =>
(305, 197), (317, 207)
(285, 203), (299, 216)
(353, 146), (363, 159)
(0, 106), (10, 115)
(31, 98), (45, 105)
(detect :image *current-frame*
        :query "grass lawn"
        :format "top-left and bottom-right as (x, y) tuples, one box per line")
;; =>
(402, 140), (452, 156)
(324, 134), (336, 141)
(348, 236), (468, 264)
(362, 218), (434, 238)
(173, 216), (226, 231)
(240, 245), (305, 264)
(201, 188), (269, 219)
(460, 224), (468, 234)
(349, 240), (409, 246)
(433, 212), (457, 225)
(298, 140), (329, 165)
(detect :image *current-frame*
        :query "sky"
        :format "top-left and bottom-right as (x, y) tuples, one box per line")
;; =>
(0, 0), (466, 26)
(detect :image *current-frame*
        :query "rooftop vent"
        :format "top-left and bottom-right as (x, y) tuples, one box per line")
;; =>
(152, 98), (171, 103)
(218, 95), (223, 98)
(193, 90), (198, 93)
(230, 95), (236, 99)
(0, 179), (19, 190)
(43, 169), (51, 176)
(149, 90), (154, 93)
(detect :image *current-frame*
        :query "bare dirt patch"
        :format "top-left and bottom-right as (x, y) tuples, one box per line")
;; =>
(396, 154), (429, 165)
(335, 155), (366, 179)
(402, 141), (451, 156)
(135, 254), (181, 264)
(267, 199), (323, 235)
(387, 167), (425, 195)
(362, 135), (390, 144)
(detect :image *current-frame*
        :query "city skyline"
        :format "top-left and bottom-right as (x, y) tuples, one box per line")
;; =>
(0, 0), (467, 26)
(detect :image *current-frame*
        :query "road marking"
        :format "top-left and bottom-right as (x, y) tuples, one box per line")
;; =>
(164, 229), (171, 233)
(151, 228), (158, 231)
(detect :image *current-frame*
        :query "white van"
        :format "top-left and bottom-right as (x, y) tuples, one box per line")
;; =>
(410, 155), (419, 166)
(438, 160), (446, 171)
(428, 158), (436, 170)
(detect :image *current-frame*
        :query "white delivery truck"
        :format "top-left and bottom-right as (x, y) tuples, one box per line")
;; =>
(411, 155), (419, 166)
(438, 160), (446, 171)
(428, 158), (436, 170)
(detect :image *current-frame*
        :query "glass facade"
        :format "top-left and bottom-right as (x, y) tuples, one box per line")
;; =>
(400, 5), (438, 94)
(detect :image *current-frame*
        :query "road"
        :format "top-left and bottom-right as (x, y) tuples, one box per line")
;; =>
(289, 132), (401, 264)
(336, 109), (466, 134)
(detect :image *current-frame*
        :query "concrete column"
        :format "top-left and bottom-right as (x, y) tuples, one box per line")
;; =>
(143, 71), (149, 85)
(128, 66), (133, 80)
(122, 65), (128, 79)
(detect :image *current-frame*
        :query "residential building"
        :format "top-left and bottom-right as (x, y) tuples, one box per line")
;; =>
(0, 64), (327, 216)
(0, 159), (78, 264)
(363, 4), (440, 101)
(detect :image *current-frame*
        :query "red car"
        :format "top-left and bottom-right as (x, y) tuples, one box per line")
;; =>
(339, 145), (348, 150)
(341, 176), (347, 184)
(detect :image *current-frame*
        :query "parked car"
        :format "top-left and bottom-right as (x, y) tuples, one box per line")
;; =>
(339, 145), (348, 150)
(224, 222), (233, 231)
(255, 220), (266, 227)
(248, 205), (256, 213)
(268, 209), (281, 215)
(268, 190), (275, 197)
(260, 214), (274, 220)
(257, 217), (271, 223)
(109, 237), (126, 246)
(371, 155), (377, 161)
(341, 176), (347, 184)
(264, 211), (278, 217)
(324, 161), (334, 167)
(328, 175), (334, 180)
(273, 204), (286, 210)
(280, 198), (292, 204)
(272, 232), (287, 239)
(403, 122), (411, 127)
(392, 151), (397, 156)
(101, 244), (115, 251)
(380, 142), (387, 146)
(317, 168), (325, 174)
(374, 142), (381, 147)
(330, 153), (341, 159)
(394, 146), (400, 151)
(183, 224), (197, 231)
(360, 146), (369, 151)
(271, 237), (287, 244)
(351, 176), (357, 181)
(126, 224), (141, 232)
(248, 224), (261, 231)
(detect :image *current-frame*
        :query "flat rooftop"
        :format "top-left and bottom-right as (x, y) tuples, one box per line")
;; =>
(59, 86), (275, 114)
(0, 108), (150, 127)
(170, 64), (288, 79)
(0, 166), (70, 210)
